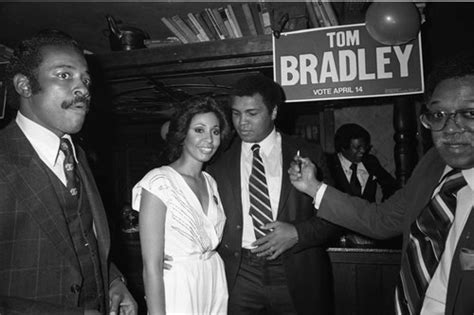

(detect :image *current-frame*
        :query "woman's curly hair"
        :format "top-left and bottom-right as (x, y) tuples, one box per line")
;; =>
(164, 96), (231, 163)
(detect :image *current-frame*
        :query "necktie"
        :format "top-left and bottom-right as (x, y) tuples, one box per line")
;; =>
(349, 163), (362, 196)
(59, 138), (80, 198)
(249, 144), (273, 239)
(395, 169), (467, 314)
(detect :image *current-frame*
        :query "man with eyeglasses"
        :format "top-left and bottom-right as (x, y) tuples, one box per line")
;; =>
(289, 50), (474, 315)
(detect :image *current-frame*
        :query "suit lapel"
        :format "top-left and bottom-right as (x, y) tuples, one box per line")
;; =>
(8, 124), (80, 269)
(410, 153), (446, 220)
(228, 141), (243, 217)
(76, 149), (110, 263)
(277, 134), (293, 219)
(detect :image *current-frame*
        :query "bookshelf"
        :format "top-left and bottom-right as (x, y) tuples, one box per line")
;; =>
(93, 35), (272, 81)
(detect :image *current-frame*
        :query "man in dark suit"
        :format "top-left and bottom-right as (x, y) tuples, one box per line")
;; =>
(327, 123), (400, 247)
(328, 123), (398, 203)
(208, 74), (342, 314)
(289, 51), (474, 315)
(0, 30), (136, 315)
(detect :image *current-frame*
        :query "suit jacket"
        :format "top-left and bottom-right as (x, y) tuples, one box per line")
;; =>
(0, 122), (122, 315)
(327, 153), (398, 203)
(208, 133), (343, 315)
(318, 148), (474, 314)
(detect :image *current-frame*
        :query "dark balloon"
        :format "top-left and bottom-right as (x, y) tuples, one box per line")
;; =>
(365, 2), (421, 46)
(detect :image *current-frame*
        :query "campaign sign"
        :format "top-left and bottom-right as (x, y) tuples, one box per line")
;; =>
(273, 23), (424, 102)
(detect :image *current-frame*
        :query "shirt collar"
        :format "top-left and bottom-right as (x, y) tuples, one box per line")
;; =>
(338, 152), (363, 168)
(337, 152), (368, 174)
(338, 152), (354, 169)
(242, 128), (278, 157)
(16, 111), (78, 165)
(463, 168), (474, 191)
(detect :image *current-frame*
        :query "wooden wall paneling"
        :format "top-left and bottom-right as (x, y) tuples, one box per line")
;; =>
(320, 106), (335, 153)
(393, 96), (419, 186)
(329, 249), (400, 315)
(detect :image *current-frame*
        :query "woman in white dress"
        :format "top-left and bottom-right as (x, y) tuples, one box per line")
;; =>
(132, 97), (231, 314)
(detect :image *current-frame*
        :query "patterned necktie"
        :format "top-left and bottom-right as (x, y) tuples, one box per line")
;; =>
(59, 138), (80, 198)
(395, 169), (467, 314)
(349, 163), (362, 196)
(249, 144), (273, 239)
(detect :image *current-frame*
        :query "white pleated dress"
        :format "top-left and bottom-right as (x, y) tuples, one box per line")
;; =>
(132, 166), (228, 314)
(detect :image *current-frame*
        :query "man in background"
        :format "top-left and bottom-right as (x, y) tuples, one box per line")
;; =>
(0, 30), (136, 315)
(290, 51), (474, 314)
(209, 74), (342, 314)
(328, 123), (398, 203)
(327, 123), (400, 247)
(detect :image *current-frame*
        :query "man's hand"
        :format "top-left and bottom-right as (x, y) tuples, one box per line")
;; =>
(109, 278), (137, 315)
(251, 221), (298, 260)
(288, 156), (322, 198)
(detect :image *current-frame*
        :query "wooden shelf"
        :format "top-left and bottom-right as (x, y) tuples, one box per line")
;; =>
(91, 35), (273, 82)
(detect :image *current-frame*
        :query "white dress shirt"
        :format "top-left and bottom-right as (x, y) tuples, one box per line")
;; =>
(240, 128), (282, 249)
(16, 111), (78, 187)
(338, 152), (369, 192)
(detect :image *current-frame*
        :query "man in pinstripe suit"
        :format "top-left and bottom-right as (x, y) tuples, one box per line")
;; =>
(0, 30), (136, 315)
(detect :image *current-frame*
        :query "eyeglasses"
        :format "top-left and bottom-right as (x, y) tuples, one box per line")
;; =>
(350, 144), (372, 153)
(420, 108), (474, 131)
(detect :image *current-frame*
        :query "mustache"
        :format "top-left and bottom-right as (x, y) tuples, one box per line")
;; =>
(61, 95), (91, 110)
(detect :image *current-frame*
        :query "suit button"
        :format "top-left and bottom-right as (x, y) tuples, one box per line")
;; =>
(236, 225), (241, 230)
(224, 244), (229, 249)
(234, 251), (240, 257)
(70, 284), (81, 293)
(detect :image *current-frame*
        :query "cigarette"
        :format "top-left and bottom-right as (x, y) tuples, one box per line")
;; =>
(296, 150), (302, 170)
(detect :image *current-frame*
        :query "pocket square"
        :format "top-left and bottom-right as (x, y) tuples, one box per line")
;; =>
(459, 248), (474, 271)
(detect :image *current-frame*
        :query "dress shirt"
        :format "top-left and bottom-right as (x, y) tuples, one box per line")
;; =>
(240, 128), (282, 249)
(421, 167), (474, 314)
(337, 152), (369, 192)
(16, 111), (78, 187)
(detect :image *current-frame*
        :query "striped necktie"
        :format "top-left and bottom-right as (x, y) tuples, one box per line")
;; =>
(249, 144), (273, 239)
(395, 169), (467, 314)
(59, 138), (81, 198)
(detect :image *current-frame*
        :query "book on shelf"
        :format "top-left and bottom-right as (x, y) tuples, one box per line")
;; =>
(160, 16), (188, 44)
(321, 0), (339, 26)
(249, 2), (264, 35)
(305, 0), (320, 28)
(211, 7), (231, 39)
(241, 3), (258, 36)
(187, 13), (210, 42)
(185, 15), (208, 42)
(171, 15), (200, 43)
(197, 10), (219, 41)
(312, 0), (332, 27)
(258, 2), (273, 35)
(231, 4), (251, 37)
(218, 7), (237, 38)
(205, 8), (226, 40)
(226, 5), (243, 38)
